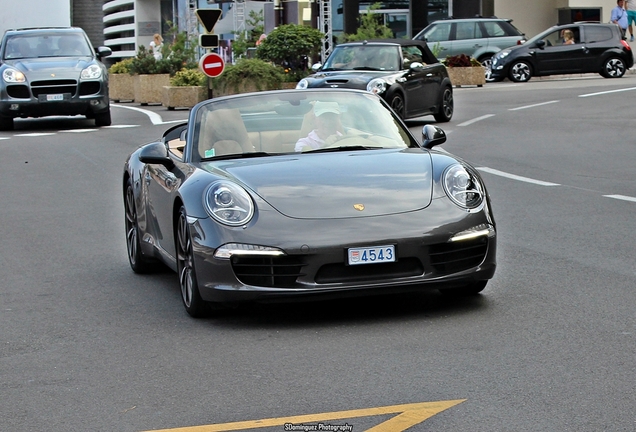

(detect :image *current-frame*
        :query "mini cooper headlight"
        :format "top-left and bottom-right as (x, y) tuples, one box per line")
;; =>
(2, 68), (26, 83)
(367, 78), (387, 95)
(296, 79), (309, 89)
(80, 64), (102, 80)
(204, 181), (254, 226)
(497, 49), (511, 59)
(443, 164), (484, 209)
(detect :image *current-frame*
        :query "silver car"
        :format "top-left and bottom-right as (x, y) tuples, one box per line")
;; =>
(414, 17), (525, 80)
(0, 27), (112, 130)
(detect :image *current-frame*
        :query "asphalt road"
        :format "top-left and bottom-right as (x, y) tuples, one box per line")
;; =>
(1, 75), (635, 432)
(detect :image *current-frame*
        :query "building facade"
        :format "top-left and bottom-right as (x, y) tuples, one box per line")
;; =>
(98, 0), (622, 61)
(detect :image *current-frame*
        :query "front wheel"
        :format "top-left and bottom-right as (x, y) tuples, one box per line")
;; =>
(433, 86), (453, 122)
(509, 61), (532, 82)
(94, 108), (112, 127)
(176, 206), (210, 318)
(601, 57), (626, 78)
(388, 93), (405, 119)
(0, 115), (14, 131)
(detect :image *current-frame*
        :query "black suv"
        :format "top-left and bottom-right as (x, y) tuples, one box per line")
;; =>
(0, 27), (112, 130)
(296, 39), (454, 122)
(490, 23), (633, 82)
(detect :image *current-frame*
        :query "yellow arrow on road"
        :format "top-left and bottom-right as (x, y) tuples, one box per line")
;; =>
(143, 399), (466, 432)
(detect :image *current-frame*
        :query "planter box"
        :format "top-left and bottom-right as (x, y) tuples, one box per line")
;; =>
(447, 67), (486, 87)
(108, 73), (134, 102)
(134, 74), (170, 105)
(162, 86), (207, 110)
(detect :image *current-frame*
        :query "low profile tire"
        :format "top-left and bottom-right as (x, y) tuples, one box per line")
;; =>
(176, 206), (210, 318)
(125, 178), (158, 273)
(389, 93), (405, 119)
(0, 115), (14, 131)
(433, 86), (453, 123)
(508, 61), (532, 82)
(439, 280), (488, 297)
(601, 57), (626, 78)
(94, 108), (112, 127)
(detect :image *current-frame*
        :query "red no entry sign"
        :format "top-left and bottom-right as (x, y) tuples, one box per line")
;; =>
(199, 52), (225, 78)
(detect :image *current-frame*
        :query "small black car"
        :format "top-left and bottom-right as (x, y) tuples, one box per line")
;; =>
(0, 27), (112, 130)
(490, 23), (633, 82)
(296, 39), (453, 122)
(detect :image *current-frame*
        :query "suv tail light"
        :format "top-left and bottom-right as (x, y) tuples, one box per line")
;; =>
(621, 40), (631, 50)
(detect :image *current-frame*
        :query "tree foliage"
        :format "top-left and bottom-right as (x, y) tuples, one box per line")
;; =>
(342, 3), (393, 42)
(256, 24), (323, 69)
(232, 10), (265, 58)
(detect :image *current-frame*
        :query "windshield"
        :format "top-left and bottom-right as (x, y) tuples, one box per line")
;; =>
(3, 32), (93, 60)
(190, 90), (417, 162)
(321, 45), (401, 71)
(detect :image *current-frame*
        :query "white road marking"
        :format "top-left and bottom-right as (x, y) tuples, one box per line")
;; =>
(14, 133), (56, 137)
(60, 129), (99, 133)
(509, 100), (559, 111)
(579, 87), (636, 98)
(111, 103), (187, 125)
(457, 114), (495, 127)
(604, 194), (636, 203)
(477, 167), (560, 186)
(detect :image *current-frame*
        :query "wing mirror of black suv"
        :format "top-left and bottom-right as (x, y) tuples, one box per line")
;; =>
(535, 40), (546, 49)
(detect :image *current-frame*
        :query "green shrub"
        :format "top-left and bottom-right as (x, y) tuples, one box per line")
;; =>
(211, 58), (286, 94)
(109, 58), (134, 74)
(170, 68), (207, 87)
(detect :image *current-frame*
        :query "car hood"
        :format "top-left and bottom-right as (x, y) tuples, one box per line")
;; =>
(306, 70), (401, 88)
(203, 149), (433, 219)
(5, 57), (94, 78)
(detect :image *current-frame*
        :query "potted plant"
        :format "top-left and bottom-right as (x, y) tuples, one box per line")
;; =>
(442, 54), (486, 87)
(129, 45), (171, 105)
(108, 58), (135, 102)
(162, 68), (208, 110)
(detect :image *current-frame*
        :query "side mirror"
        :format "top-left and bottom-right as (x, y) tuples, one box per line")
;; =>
(139, 141), (174, 168)
(311, 63), (322, 72)
(409, 62), (425, 72)
(96, 46), (112, 59)
(535, 40), (545, 49)
(421, 124), (446, 149)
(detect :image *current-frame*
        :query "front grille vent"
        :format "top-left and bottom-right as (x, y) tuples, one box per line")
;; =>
(31, 79), (77, 97)
(231, 255), (305, 288)
(315, 258), (423, 284)
(429, 237), (488, 275)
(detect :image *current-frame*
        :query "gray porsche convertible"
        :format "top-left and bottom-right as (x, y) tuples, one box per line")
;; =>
(123, 89), (496, 318)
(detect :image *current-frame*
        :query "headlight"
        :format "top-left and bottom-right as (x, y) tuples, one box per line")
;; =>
(296, 79), (309, 89)
(443, 164), (484, 209)
(497, 49), (511, 59)
(2, 68), (26, 83)
(367, 78), (387, 95)
(80, 64), (102, 80)
(204, 181), (254, 226)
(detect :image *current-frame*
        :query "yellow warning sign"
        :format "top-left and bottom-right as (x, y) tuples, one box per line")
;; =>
(143, 399), (466, 432)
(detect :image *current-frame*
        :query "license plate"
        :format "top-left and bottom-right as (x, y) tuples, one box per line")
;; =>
(46, 94), (64, 101)
(347, 245), (395, 265)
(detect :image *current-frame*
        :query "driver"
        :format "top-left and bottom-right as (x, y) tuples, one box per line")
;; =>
(295, 102), (343, 151)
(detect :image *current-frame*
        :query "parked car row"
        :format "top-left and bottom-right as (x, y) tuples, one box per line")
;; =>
(413, 17), (632, 83)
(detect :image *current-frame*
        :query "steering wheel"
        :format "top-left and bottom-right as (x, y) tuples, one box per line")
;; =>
(321, 134), (381, 149)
